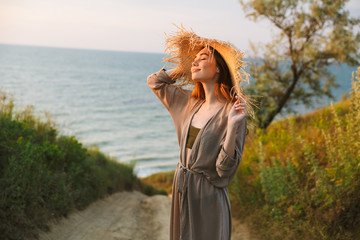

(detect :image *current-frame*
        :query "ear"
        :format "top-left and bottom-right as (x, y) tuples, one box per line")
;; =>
(216, 68), (220, 73)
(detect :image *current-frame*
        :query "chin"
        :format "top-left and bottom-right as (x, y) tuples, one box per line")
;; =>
(191, 74), (202, 82)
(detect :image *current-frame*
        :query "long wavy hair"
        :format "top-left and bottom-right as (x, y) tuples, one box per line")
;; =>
(190, 47), (236, 104)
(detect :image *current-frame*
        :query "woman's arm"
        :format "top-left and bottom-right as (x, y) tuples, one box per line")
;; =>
(147, 68), (190, 115)
(216, 97), (247, 178)
(147, 69), (179, 110)
(215, 119), (246, 178)
(223, 96), (247, 157)
(222, 122), (239, 159)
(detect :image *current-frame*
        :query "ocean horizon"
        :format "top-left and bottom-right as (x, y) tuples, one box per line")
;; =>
(0, 44), (357, 177)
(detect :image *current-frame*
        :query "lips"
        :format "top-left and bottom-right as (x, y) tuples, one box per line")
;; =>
(192, 68), (200, 73)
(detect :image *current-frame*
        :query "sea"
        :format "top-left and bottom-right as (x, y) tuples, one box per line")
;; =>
(0, 44), (357, 177)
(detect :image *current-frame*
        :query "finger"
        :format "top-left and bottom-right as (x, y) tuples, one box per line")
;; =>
(234, 107), (245, 112)
(234, 103), (246, 108)
(239, 96), (247, 104)
(234, 101), (245, 106)
(234, 105), (246, 112)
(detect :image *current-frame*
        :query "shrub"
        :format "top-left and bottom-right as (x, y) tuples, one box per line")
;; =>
(0, 92), (165, 240)
(230, 67), (360, 239)
(141, 170), (175, 195)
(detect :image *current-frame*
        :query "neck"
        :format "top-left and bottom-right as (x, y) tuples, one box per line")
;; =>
(201, 80), (219, 106)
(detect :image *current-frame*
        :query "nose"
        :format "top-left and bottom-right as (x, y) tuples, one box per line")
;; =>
(192, 58), (199, 66)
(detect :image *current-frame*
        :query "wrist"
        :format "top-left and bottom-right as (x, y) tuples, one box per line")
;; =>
(227, 119), (238, 130)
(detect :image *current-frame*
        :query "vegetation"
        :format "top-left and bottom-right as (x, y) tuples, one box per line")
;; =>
(230, 67), (360, 239)
(141, 170), (175, 195)
(0, 92), (165, 240)
(239, 0), (360, 128)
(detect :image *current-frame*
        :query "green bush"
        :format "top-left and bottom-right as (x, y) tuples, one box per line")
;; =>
(230, 67), (360, 239)
(141, 170), (175, 195)
(0, 92), (165, 240)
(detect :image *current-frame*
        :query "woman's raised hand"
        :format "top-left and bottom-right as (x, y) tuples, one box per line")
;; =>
(228, 95), (247, 126)
(164, 68), (174, 77)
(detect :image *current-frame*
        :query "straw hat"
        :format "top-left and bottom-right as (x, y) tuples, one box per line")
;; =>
(163, 25), (249, 100)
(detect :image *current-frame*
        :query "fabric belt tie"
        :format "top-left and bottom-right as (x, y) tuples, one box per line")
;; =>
(177, 164), (206, 235)
(178, 166), (189, 194)
(178, 164), (204, 194)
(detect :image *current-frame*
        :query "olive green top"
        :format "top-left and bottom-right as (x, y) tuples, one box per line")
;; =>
(186, 125), (201, 149)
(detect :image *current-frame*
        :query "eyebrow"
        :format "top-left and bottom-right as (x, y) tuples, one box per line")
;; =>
(195, 53), (209, 59)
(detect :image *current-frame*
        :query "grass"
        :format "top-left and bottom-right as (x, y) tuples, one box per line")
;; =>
(141, 170), (175, 195)
(0, 92), (165, 240)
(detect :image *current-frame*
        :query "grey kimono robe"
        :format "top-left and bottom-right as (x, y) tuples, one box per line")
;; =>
(147, 69), (247, 240)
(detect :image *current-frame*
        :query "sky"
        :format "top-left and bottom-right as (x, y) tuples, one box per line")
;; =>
(0, 0), (359, 55)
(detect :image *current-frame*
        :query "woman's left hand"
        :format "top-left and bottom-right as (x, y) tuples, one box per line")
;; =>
(228, 95), (247, 126)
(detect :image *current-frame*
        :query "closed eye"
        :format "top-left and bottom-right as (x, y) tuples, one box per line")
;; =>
(195, 53), (209, 62)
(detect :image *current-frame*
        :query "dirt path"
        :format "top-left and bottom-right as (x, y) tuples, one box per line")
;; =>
(38, 191), (255, 240)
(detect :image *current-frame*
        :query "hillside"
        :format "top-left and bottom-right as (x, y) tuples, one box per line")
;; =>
(230, 67), (360, 239)
(0, 92), (165, 240)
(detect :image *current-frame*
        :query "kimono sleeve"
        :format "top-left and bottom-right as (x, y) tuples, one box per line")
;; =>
(147, 69), (189, 114)
(215, 118), (247, 179)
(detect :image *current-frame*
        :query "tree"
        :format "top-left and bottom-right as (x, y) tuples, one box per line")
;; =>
(239, 0), (360, 129)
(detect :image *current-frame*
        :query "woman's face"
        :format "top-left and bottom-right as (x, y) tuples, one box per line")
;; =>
(191, 48), (219, 82)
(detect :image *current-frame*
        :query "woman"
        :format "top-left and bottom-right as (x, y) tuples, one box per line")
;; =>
(147, 27), (250, 240)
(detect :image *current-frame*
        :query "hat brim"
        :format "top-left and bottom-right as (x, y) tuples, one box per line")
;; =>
(163, 26), (249, 98)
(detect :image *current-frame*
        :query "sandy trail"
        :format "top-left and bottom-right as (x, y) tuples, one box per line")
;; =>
(38, 191), (255, 240)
